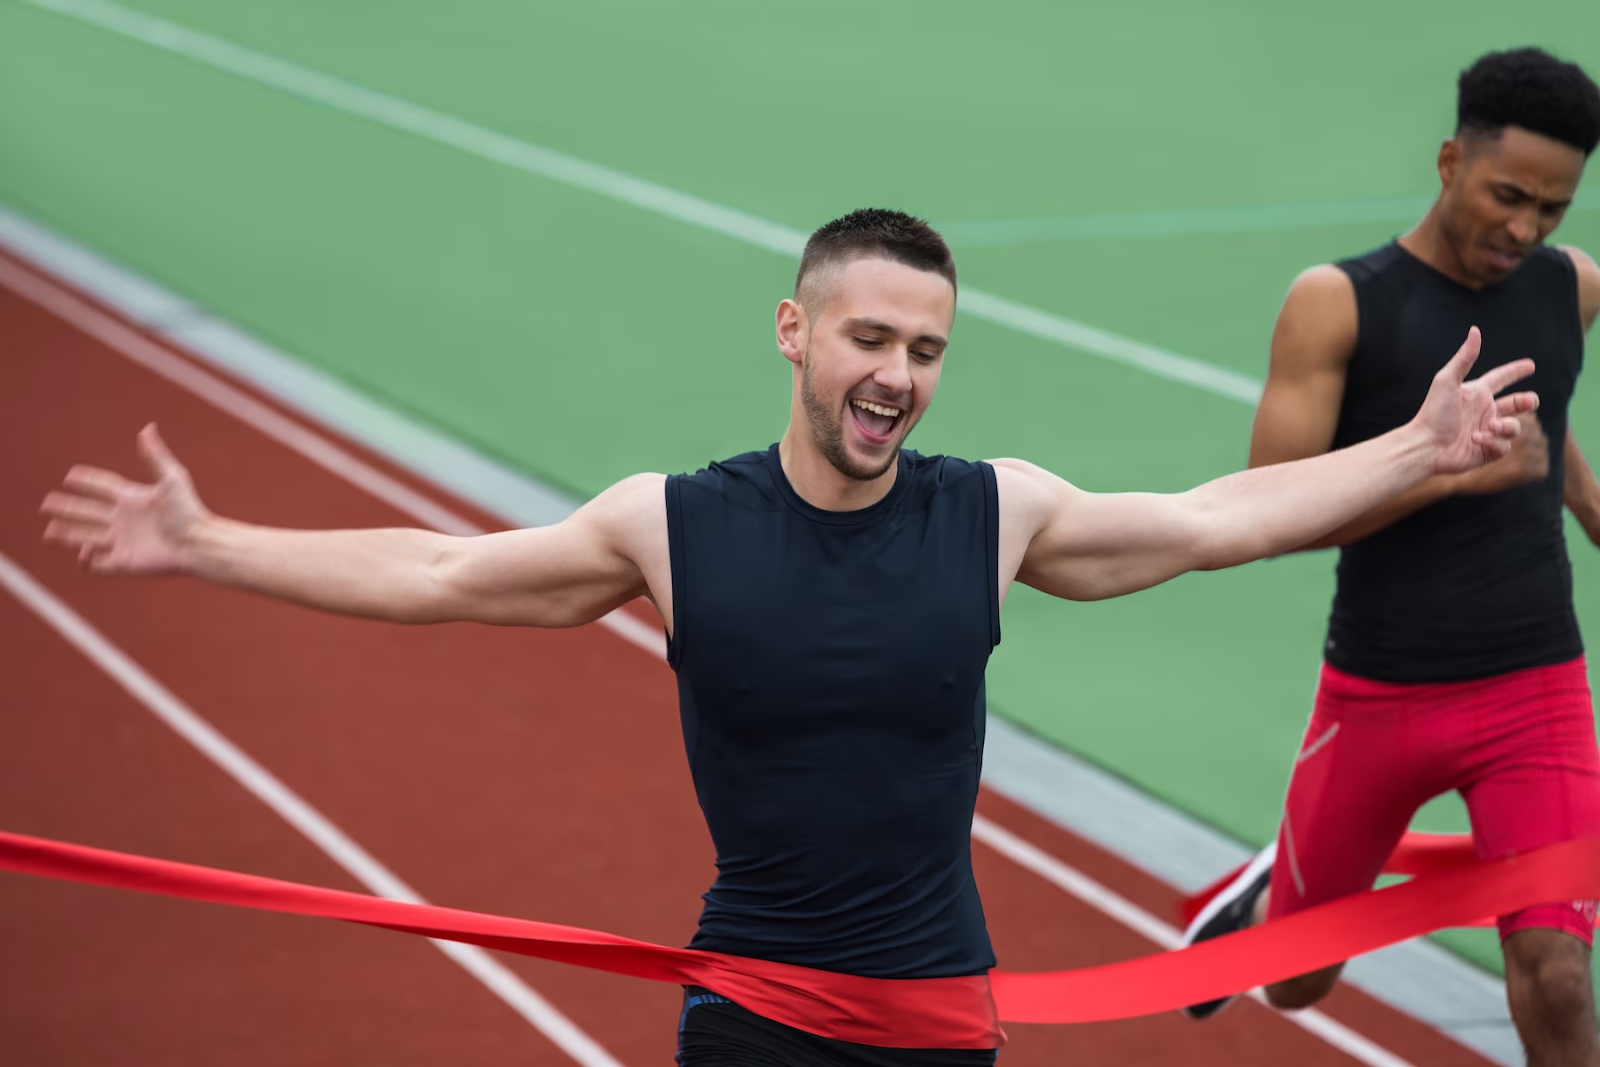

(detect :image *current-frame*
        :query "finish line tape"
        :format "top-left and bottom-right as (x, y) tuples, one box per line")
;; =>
(2, 830), (1596, 1045)
(1176, 831), (1576, 928)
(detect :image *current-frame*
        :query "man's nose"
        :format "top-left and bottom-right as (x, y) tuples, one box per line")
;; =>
(873, 352), (914, 397)
(1507, 208), (1540, 248)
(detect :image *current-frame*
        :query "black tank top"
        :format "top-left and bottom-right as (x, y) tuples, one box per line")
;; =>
(1326, 241), (1585, 682)
(665, 444), (1000, 979)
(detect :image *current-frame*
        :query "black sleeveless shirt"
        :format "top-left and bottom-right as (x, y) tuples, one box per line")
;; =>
(1326, 242), (1585, 682)
(665, 445), (1000, 979)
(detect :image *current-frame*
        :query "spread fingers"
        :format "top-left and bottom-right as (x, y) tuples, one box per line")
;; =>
(39, 492), (115, 525)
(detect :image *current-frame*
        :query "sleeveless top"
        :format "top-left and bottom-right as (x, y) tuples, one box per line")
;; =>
(1326, 241), (1585, 682)
(665, 444), (1001, 978)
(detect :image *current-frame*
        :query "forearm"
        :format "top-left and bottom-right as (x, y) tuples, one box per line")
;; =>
(1565, 431), (1600, 543)
(1293, 473), (1460, 550)
(185, 518), (457, 623)
(1189, 424), (1437, 569)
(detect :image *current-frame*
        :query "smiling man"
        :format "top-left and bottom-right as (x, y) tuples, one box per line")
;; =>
(1179, 48), (1600, 1067)
(41, 208), (1537, 1065)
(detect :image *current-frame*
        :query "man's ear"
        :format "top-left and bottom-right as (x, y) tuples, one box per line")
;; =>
(776, 299), (809, 366)
(1438, 136), (1465, 189)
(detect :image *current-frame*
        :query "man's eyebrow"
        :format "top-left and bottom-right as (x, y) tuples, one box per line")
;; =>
(1494, 180), (1573, 208)
(841, 316), (898, 334)
(840, 317), (948, 348)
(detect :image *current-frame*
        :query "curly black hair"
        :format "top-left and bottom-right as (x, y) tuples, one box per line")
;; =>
(1458, 47), (1600, 155)
(796, 209), (956, 298)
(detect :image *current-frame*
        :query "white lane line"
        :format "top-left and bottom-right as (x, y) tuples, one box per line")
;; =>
(22, 0), (1262, 405)
(938, 190), (1599, 248)
(0, 550), (625, 1067)
(0, 255), (666, 660)
(3, 254), (1415, 1066)
(971, 816), (1418, 1067)
(0, 258), (476, 538)
(938, 195), (1438, 247)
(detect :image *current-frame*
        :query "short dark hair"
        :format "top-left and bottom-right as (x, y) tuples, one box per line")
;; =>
(795, 208), (957, 301)
(1457, 47), (1600, 156)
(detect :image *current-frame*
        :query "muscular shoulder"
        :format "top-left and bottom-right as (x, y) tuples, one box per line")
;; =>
(578, 472), (667, 555)
(572, 471), (671, 621)
(987, 459), (1073, 542)
(587, 471), (667, 510)
(1251, 265), (1358, 466)
(1272, 264), (1359, 371)
(1559, 245), (1600, 330)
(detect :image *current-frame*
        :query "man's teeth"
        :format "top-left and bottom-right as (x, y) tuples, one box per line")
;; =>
(851, 399), (902, 418)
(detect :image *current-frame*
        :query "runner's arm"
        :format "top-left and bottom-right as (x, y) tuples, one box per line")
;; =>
(996, 327), (1537, 602)
(1562, 247), (1600, 545)
(1247, 265), (1511, 549)
(1565, 432), (1600, 546)
(1562, 245), (1600, 331)
(41, 425), (659, 628)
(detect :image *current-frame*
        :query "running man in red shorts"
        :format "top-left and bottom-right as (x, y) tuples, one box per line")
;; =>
(1181, 48), (1600, 1065)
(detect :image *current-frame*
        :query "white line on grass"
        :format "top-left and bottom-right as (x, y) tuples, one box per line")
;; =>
(3, 254), (1419, 1067)
(0, 550), (625, 1067)
(940, 195), (1439, 247)
(22, 0), (1262, 405)
(937, 190), (1599, 248)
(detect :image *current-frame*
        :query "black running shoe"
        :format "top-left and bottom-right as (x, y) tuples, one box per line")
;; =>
(1179, 841), (1276, 1020)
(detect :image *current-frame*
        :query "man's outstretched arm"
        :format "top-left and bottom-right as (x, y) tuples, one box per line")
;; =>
(996, 327), (1537, 602)
(40, 425), (664, 628)
(1248, 265), (1548, 552)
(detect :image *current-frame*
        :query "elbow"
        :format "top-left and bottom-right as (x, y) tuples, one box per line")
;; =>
(1188, 511), (1270, 573)
(391, 601), (449, 626)
(406, 541), (469, 624)
(1182, 499), (1239, 572)
(1194, 547), (1243, 572)
(385, 588), (453, 626)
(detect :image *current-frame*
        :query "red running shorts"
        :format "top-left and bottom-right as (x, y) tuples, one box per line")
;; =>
(1268, 657), (1600, 943)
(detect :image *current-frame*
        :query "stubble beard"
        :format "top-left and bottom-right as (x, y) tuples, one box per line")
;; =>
(800, 355), (900, 483)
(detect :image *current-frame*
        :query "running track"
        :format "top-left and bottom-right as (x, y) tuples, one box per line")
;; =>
(0, 248), (1498, 1065)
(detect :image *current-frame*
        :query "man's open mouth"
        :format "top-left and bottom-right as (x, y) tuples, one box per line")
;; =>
(849, 398), (903, 442)
(1485, 246), (1525, 273)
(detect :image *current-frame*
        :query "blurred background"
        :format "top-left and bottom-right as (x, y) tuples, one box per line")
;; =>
(4, 0), (1599, 983)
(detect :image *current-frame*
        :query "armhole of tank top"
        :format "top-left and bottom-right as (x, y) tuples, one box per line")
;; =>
(664, 475), (686, 669)
(980, 461), (1002, 648)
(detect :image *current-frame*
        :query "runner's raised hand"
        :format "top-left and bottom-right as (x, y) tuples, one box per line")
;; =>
(40, 424), (209, 575)
(1415, 327), (1540, 474)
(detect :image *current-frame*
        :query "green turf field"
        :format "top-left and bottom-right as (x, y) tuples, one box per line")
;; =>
(5, 0), (1600, 974)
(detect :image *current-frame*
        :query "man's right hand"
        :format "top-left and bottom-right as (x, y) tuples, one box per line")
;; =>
(1454, 413), (1551, 496)
(40, 424), (208, 576)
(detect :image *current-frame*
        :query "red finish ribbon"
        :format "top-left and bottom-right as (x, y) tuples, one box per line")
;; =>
(3, 830), (1597, 1042)
(1178, 832), (1533, 928)
(0, 830), (1002, 1049)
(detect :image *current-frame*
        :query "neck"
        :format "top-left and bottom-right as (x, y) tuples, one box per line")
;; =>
(1399, 204), (1483, 289)
(777, 424), (900, 511)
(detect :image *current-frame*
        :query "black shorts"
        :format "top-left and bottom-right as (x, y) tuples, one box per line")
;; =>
(675, 986), (999, 1067)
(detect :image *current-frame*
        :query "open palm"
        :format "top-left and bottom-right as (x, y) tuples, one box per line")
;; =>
(1417, 328), (1540, 475)
(40, 425), (208, 575)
